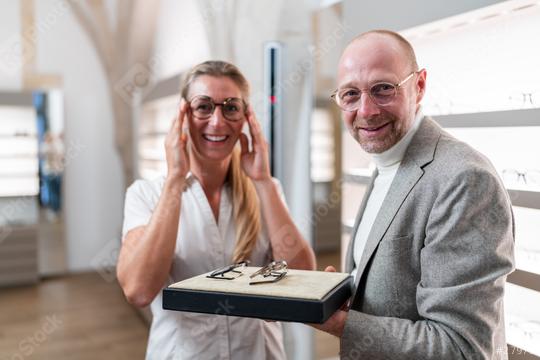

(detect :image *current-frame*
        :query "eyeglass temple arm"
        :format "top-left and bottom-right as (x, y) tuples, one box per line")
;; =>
(209, 261), (249, 277)
(397, 71), (417, 87)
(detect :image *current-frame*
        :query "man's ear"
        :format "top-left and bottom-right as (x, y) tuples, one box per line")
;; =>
(415, 68), (427, 104)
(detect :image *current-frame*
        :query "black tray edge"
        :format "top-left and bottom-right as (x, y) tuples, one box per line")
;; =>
(162, 275), (353, 324)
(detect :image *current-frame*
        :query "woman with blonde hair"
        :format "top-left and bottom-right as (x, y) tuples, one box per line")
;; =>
(117, 60), (316, 359)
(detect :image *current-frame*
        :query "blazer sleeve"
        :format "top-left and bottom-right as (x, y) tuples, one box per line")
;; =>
(340, 166), (515, 360)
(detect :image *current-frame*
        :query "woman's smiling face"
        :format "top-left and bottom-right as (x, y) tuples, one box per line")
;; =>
(186, 75), (247, 162)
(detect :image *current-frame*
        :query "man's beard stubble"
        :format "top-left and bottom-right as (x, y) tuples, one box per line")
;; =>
(352, 112), (404, 154)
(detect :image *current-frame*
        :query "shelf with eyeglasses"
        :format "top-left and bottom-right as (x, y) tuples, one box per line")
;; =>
(505, 282), (540, 359)
(0, 96), (39, 287)
(0, 105), (39, 198)
(503, 169), (540, 210)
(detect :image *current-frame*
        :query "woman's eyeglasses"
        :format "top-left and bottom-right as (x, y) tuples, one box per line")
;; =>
(206, 260), (288, 285)
(189, 95), (247, 122)
(206, 261), (250, 280)
(249, 260), (288, 285)
(331, 71), (418, 111)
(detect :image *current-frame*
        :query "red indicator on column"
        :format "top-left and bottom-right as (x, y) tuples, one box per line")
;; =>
(270, 95), (277, 104)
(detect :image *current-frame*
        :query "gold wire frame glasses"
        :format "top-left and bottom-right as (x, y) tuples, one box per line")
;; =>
(331, 71), (418, 111)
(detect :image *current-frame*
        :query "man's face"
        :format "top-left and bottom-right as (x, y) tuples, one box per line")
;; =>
(337, 35), (425, 153)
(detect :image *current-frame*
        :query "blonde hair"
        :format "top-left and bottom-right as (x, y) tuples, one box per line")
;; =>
(181, 61), (261, 263)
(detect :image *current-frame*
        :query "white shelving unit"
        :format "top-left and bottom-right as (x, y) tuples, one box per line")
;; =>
(0, 92), (39, 287)
(0, 105), (39, 196)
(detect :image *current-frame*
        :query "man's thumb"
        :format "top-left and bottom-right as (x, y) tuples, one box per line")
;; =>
(324, 265), (337, 272)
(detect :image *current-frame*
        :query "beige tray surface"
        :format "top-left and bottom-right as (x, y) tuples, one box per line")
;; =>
(169, 267), (350, 301)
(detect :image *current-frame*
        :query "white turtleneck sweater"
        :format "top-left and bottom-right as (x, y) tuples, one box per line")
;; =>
(351, 109), (424, 281)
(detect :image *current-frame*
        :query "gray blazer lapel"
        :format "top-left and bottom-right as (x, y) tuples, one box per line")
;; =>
(352, 117), (441, 289)
(345, 170), (377, 273)
(352, 163), (424, 289)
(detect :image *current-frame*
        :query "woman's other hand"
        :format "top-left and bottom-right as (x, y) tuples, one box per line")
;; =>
(239, 106), (272, 182)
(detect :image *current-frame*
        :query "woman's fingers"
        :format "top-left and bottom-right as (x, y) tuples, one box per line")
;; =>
(239, 133), (250, 156)
(246, 106), (262, 149)
(168, 108), (181, 139)
(168, 101), (186, 144)
(164, 100), (191, 178)
(179, 100), (188, 138)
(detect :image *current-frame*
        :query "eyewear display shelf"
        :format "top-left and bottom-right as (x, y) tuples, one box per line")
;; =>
(341, 109), (540, 359)
(163, 267), (353, 323)
(0, 94), (39, 287)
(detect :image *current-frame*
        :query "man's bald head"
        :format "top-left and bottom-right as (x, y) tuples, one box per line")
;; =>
(336, 29), (426, 154)
(347, 30), (419, 73)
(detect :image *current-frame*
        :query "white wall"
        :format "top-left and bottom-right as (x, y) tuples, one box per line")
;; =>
(151, 0), (210, 81)
(33, 0), (124, 272)
(0, 1), (22, 89)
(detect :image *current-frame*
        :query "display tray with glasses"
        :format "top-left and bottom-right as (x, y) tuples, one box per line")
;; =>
(162, 261), (353, 323)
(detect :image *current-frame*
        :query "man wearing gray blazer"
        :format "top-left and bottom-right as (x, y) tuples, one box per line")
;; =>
(312, 30), (515, 359)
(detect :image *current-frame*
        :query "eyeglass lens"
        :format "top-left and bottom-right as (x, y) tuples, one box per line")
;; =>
(336, 82), (397, 110)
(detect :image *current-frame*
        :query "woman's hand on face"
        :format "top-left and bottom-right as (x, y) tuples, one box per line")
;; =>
(239, 107), (272, 182)
(165, 101), (190, 181)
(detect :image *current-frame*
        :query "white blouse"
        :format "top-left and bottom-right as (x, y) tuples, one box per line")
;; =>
(122, 174), (286, 360)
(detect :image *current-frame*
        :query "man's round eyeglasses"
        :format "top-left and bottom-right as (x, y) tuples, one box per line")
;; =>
(189, 95), (247, 122)
(331, 71), (418, 111)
